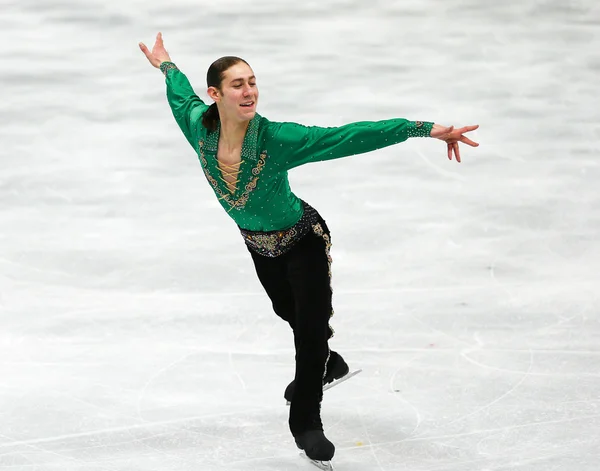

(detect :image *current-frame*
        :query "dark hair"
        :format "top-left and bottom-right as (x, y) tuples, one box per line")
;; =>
(202, 56), (250, 131)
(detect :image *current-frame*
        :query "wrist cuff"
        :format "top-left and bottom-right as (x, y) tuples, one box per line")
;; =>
(407, 121), (434, 138)
(159, 61), (178, 76)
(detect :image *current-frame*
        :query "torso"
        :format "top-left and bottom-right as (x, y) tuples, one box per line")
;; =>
(197, 115), (303, 232)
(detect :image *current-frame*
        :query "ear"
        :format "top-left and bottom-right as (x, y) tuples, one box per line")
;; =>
(207, 86), (220, 102)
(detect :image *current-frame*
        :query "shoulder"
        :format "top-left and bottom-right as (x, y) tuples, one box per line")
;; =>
(258, 116), (313, 145)
(257, 115), (279, 142)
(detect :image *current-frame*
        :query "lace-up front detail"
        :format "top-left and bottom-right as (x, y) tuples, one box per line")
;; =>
(218, 160), (245, 194)
(197, 116), (268, 213)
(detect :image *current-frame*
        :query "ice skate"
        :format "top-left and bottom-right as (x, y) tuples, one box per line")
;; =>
(285, 351), (360, 404)
(295, 430), (335, 470)
(300, 452), (334, 470)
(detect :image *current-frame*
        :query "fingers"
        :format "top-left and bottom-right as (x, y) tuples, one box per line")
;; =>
(459, 136), (479, 147)
(139, 40), (162, 67)
(455, 125), (478, 133)
(449, 125), (480, 148)
(456, 124), (479, 135)
(447, 142), (462, 163)
(437, 124), (478, 139)
(454, 142), (461, 163)
(441, 124), (478, 162)
(139, 42), (150, 58)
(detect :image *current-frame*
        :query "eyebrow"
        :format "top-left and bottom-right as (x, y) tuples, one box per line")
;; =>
(230, 76), (256, 84)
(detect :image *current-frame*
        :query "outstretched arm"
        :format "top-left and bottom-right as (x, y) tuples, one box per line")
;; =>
(267, 118), (479, 169)
(139, 32), (208, 149)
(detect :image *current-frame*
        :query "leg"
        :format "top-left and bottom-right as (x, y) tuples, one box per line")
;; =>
(248, 248), (297, 329)
(285, 221), (335, 436)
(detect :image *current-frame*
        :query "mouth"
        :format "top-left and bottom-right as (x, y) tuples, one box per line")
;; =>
(240, 101), (255, 108)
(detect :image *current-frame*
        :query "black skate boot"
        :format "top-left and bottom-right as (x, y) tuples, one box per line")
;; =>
(285, 351), (349, 403)
(295, 429), (335, 462)
(291, 410), (335, 462)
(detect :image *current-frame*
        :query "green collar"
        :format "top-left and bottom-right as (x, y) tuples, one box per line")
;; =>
(203, 113), (262, 161)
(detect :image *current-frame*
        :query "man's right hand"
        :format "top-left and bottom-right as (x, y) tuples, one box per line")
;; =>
(430, 124), (479, 163)
(139, 32), (172, 68)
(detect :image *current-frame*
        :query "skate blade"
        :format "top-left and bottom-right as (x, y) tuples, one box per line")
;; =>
(286, 369), (362, 406)
(323, 368), (362, 393)
(300, 451), (334, 470)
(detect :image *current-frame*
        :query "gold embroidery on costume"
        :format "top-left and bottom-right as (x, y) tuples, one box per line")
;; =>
(240, 201), (319, 257)
(198, 137), (267, 212)
(311, 222), (335, 339)
(245, 227), (299, 255)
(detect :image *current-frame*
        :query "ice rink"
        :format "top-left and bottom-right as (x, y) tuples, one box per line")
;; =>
(2, 0), (599, 469)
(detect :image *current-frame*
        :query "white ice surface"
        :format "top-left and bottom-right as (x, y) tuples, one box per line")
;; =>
(1, 0), (599, 470)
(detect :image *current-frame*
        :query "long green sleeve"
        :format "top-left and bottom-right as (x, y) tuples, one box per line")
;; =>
(266, 119), (433, 170)
(163, 63), (209, 149)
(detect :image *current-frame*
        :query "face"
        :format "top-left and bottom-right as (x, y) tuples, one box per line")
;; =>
(209, 62), (259, 123)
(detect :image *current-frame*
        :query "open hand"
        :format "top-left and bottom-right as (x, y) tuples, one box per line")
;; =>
(139, 32), (172, 68)
(430, 124), (479, 163)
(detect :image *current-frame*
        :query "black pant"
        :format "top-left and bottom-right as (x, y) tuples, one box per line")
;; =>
(248, 217), (334, 436)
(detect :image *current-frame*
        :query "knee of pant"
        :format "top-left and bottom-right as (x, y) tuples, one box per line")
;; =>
(294, 322), (330, 343)
(294, 293), (332, 315)
(272, 302), (295, 322)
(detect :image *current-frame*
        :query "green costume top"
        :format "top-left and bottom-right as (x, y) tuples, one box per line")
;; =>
(162, 62), (434, 232)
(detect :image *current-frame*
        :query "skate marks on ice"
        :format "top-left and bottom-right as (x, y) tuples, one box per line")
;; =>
(310, 278), (599, 469)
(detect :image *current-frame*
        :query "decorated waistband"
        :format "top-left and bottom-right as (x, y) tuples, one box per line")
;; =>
(239, 201), (320, 257)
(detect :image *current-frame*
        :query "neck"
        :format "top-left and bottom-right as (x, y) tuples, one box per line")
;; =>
(219, 117), (251, 150)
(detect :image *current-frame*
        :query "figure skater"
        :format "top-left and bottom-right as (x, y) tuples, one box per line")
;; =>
(139, 32), (479, 466)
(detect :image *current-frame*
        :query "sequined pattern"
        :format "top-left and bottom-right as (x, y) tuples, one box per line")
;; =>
(240, 202), (320, 257)
(159, 61), (178, 76)
(406, 120), (433, 138)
